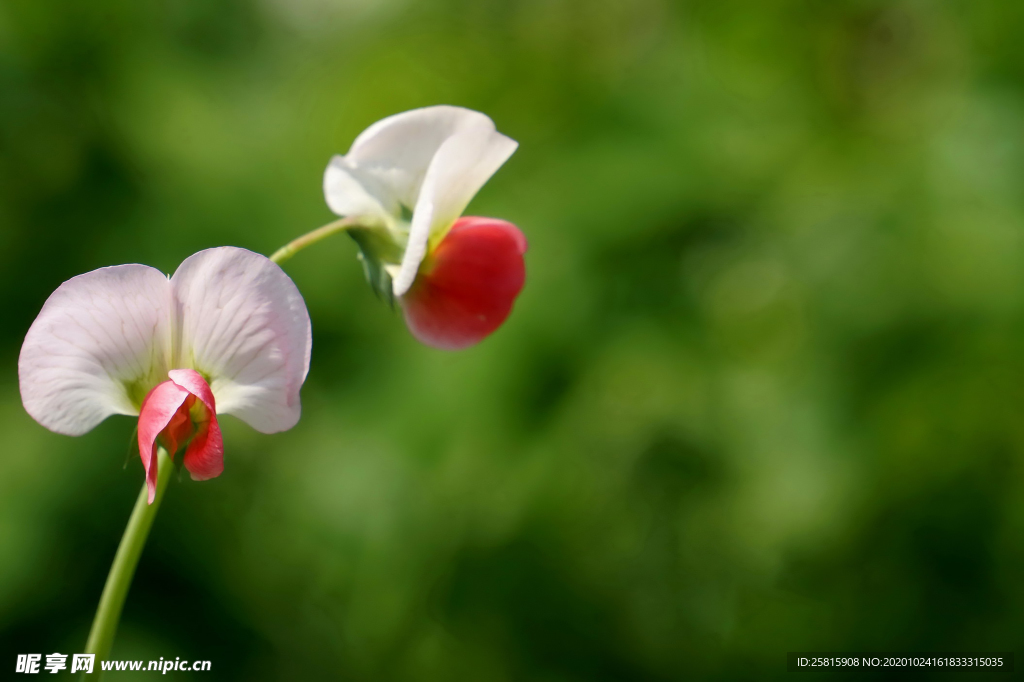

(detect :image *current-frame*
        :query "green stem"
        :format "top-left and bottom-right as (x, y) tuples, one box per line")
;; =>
(270, 217), (360, 264)
(84, 447), (174, 669)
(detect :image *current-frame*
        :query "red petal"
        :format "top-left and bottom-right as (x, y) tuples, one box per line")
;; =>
(137, 380), (190, 504)
(168, 369), (216, 409)
(400, 216), (527, 350)
(168, 369), (224, 482)
(181, 417), (223, 482)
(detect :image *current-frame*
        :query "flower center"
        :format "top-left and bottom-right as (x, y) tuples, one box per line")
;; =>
(158, 393), (210, 455)
(137, 369), (224, 503)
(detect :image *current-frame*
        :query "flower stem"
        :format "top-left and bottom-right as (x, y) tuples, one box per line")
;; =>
(84, 447), (174, 669)
(270, 217), (360, 264)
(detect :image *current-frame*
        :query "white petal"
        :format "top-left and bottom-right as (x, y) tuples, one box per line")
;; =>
(332, 106), (499, 216)
(171, 247), (311, 433)
(323, 155), (393, 224)
(391, 123), (518, 296)
(19, 265), (173, 436)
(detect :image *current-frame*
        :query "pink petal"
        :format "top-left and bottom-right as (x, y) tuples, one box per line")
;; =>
(19, 264), (172, 436)
(168, 369), (224, 482)
(181, 416), (223, 482)
(137, 380), (190, 504)
(170, 247), (312, 434)
(168, 369), (216, 410)
(400, 217), (527, 350)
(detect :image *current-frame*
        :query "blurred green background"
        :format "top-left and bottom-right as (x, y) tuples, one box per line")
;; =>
(2, 0), (1024, 679)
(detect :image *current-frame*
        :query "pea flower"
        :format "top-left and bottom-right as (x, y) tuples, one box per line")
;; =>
(322, 105), (527, 350)
(19, 247), (311, 503)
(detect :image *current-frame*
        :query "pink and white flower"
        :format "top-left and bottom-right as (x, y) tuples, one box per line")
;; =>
(323, 105), (527, 349)
(19, 247), (312, 503)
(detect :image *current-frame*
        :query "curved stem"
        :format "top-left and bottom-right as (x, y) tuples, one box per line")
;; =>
(270, 217), (360, 264)
(84, 447), (174, 669)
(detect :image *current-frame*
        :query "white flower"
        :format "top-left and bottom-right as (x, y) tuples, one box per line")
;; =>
(323, 105), (518, 297)
(19, 246), (312, 501)
(323, 105), (527, 349)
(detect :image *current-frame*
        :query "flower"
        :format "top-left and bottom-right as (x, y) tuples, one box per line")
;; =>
(323, 105), (527, 350)
(19, 247), (312, 503)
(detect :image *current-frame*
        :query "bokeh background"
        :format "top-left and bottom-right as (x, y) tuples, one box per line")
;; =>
(2, 0), (1024, 679)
